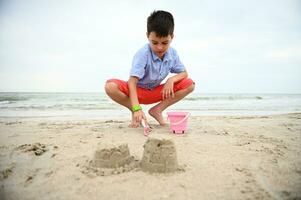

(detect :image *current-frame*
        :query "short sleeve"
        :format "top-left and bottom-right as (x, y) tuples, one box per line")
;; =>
(170, 51), (186, 73)
(130, 50), (147, 79)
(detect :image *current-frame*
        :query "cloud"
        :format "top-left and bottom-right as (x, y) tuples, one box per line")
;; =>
(266, 46), (301, 61)
(0, 0), (300, 93)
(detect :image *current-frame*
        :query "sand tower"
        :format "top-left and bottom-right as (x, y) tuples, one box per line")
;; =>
(91, 143), (134, 168)
(140, 136), (178, 173)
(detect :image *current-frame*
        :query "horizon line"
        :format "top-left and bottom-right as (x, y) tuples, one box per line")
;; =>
(0, 91), (301, 95)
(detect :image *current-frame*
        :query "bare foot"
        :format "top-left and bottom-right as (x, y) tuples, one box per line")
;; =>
(148, 107), (166, 126)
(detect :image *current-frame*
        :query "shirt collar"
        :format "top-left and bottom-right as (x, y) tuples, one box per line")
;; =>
(148, 44), (172, 62)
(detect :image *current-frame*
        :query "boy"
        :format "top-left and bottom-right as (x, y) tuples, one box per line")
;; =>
(105, 10), (195, 128)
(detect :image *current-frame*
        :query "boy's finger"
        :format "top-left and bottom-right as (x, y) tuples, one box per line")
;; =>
(163, 90), (167, 100)
(133, 120), (138, 127)
(168, 89), (172, 99)
(136, 114), (141, 122)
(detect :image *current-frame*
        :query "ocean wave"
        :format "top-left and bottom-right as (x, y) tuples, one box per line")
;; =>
(184, 96), (263, 101)
(0, 101), (10, 104)
(0, 104), (118, 110)
(0, 93), (109, 103)
(0, 96), (29, 102)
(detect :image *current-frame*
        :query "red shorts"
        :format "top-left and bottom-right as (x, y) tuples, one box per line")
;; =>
(106, 78), (194, 104)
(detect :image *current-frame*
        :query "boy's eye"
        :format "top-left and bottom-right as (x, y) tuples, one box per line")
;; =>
(152, 42), (168, 45)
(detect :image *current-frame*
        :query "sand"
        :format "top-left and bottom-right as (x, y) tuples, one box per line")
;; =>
(0, 113), (301, 200)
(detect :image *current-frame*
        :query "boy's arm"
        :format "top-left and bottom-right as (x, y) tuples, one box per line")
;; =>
(128, 76), (140, 107)
(128, 76), (147, 125)
(168, 71), (188, 83)
(162, 71), (188, 99)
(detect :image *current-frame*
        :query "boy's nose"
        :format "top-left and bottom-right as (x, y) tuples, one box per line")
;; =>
(157, 45), (163, 50)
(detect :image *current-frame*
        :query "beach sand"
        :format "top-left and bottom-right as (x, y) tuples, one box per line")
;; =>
(0, 113), (301, 200)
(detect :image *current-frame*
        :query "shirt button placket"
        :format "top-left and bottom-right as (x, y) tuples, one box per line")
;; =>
(159, 61), (163, 76)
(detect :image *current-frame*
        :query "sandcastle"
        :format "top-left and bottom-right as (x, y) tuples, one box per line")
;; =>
(91, 143), (134, 168)
(82, 137), (181, 176)
(81, 143), (138, 176)
(140, 137), (179, 173)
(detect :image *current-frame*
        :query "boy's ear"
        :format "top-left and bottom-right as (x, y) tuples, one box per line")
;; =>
(171, 34), (174, 39)
(146, 32), (149, 38)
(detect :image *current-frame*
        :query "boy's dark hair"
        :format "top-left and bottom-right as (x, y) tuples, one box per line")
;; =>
(147, 10), (174, 37)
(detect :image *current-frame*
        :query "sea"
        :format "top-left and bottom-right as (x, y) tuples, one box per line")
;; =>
(0, 92), (301, 120)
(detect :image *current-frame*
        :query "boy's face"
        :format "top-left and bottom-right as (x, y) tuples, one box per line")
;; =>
(147, 31), (173, 59)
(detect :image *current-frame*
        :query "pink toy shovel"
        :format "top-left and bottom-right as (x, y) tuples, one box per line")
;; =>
(141, 119), (151, 136)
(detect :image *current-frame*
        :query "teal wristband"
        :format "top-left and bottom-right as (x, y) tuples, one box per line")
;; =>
(132, 105), (142, 112)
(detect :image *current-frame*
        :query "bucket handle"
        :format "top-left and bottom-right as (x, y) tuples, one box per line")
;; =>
(167, 113), (191, 126)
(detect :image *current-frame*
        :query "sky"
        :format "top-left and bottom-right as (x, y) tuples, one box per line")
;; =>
(0, 0), (301, 93)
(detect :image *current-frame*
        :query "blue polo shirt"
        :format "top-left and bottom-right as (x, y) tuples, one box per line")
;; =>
(130, 44), (186, 90)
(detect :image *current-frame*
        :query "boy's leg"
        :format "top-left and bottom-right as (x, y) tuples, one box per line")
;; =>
(105, 81), (132, 110)
(105, 78), (195, 126)
(148, 79), (195, 125)
(104, 80), (138, 127)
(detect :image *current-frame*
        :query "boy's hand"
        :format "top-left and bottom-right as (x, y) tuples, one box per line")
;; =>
(162, 78), (174, 100)
(132, 110), (147, 127)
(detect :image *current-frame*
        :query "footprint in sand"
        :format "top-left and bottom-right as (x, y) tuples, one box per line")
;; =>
(0, 163), (15, 180)
(16, 143), (48, 156)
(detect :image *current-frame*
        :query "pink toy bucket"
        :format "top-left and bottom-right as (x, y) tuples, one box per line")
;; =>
(167, 112), (190, 134)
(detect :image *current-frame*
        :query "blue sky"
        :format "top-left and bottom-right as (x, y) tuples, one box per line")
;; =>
(0, 0), (300, 93)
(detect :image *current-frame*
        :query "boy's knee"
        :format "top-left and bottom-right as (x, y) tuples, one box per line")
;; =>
(182, 78), (195, 93)
(187, 82), (195, 93)
(104, 82), (118, 95)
